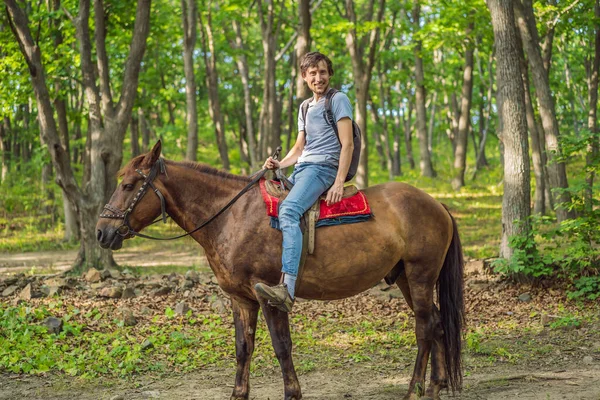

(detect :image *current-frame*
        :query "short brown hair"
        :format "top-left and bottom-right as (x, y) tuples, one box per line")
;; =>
(300, 52), (334, 76)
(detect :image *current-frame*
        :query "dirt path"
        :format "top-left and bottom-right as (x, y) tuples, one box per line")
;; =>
(0, 248), (206, 276)
(2, 363), (599, 399)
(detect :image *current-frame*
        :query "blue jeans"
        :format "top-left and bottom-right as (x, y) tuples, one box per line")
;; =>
(279, 163), (338, 276)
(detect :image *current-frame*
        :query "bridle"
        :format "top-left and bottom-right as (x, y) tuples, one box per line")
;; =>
(99, 158), (169, 239)
(98, 148), (280, 241)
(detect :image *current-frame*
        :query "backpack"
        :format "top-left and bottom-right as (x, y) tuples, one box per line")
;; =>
(300, 88), (362, 182)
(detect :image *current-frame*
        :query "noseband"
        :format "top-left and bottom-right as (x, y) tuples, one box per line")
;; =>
(99, 158), (168, 237)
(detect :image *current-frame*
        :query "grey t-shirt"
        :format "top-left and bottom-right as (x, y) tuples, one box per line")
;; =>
(297, 91), (353, 167)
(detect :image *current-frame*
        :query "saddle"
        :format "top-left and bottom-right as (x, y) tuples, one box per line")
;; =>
(263, 179), (360, 255)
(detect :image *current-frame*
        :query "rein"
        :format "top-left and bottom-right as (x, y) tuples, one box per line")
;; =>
(99, 148), (280, 241)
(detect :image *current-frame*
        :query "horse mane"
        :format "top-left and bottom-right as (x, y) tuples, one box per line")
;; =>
(118, 155), (252, 183)
(166, 160), (252, 182)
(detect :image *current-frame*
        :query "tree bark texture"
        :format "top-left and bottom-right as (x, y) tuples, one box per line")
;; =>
(345, 0), (386, 188)
(130, 113), (140, 157)
(452, 21), (475, 190)
(514, 0), (574, 221)
(295, 0), (311, 101)
(487, 0), (532, 260)
(182, 0), (199, 161)
(231, 20), (257, 167)
(257, 0), (282, 160)
(585, 0), (600, 211)
(413, 2), (436, 177)
(200, 3), (230, 169)
(520, 53), (546, 215)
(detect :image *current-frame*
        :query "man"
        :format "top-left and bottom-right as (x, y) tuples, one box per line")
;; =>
(254, 52), (354, 312)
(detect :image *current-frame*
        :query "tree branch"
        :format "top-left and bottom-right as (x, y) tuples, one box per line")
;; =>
(93, 0), (114, 116)
(274, 0), (324, 62)
(549, 0), (581, 29)
(115, 0), (152, 125)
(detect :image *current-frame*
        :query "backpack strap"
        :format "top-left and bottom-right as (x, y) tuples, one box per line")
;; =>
(323, 88), (339, 137)
(300, 99), (310, 133)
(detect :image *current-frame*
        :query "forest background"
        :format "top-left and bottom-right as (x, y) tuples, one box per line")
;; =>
(1, 0), (599, 300)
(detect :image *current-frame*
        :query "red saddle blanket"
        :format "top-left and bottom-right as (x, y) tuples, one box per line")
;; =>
(259, 179), (371, 220)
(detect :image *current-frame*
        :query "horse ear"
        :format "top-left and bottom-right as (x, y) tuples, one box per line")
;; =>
(142, 140), (162, 167)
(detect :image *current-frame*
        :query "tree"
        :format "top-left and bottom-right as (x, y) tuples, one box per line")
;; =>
(344, 0), (386, 188)
(486, 0), (532, 259)
(585, 0), (600, 211)
(199, 1), (230, 170)
(452, 20), (475, 190)
(514, 0), (575, 222)
(5, 0), (151, 271)
(412, 1), (436, 178)
(182, 0), (199, 161)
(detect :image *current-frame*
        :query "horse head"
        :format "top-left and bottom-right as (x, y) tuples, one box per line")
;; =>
(96, 141), (167, 250)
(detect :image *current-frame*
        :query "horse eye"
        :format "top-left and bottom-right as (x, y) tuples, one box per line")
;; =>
(123, 183), (134, 191)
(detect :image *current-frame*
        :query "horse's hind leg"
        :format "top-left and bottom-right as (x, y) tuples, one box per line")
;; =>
(231, 298), (259, 400)
(396, 265), (438, 400)
(424, 305), (448, 399)
(258, 300), (302, 400)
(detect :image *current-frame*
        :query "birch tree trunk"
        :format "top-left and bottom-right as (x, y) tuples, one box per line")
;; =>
(487, 0), (532, 260)
(182, 0), (198, 161)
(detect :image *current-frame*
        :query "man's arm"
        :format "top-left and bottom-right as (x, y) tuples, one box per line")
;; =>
(325, 117), (353, 206)
(263, 131), (306, 170)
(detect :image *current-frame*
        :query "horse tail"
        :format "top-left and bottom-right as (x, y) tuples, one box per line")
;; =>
(438, 206), (465, 393)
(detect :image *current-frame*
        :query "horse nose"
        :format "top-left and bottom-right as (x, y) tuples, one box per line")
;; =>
(97, 229), (103, 242)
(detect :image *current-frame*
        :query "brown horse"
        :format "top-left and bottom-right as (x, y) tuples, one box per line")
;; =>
(96, 141), (464, 400)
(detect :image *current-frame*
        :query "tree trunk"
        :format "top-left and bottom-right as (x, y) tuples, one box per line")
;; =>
(475, 48), (492, 170)
(402, 96), (415, 169)
(199, 3), (229, 169)
(295, 0), (311, 101)
(517, 34), (545, 215)
(388, 85), (402, 176)
(231, 20), (257, 168)
(130, 113), (140, 157)
(182, 0), (198, 161)
(514, 0), (574, 221)
(0, 117), (8, 182)
(345, 0), (386, 188)
(377, 63), (393, 179)
(368, 99), (386, 169)
(413, 2), (436, 177)
(286, 52), (297, 153)
(452, 21), (475, 190)
(139, 108), (150, 152)
(257, 0), (282, 160)
(487, 0), (532, 260)
(585, 0), (600, 212)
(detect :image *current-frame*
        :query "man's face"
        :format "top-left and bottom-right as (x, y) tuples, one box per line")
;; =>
(302, 60), (331, 96)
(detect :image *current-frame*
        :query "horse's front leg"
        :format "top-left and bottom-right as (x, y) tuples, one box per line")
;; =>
(259, 299), (302, 400)
(231, 298), (259, 400)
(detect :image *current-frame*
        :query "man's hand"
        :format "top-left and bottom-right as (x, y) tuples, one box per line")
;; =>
(325, 181), (344, 206)
(263, 157), (280, 170)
